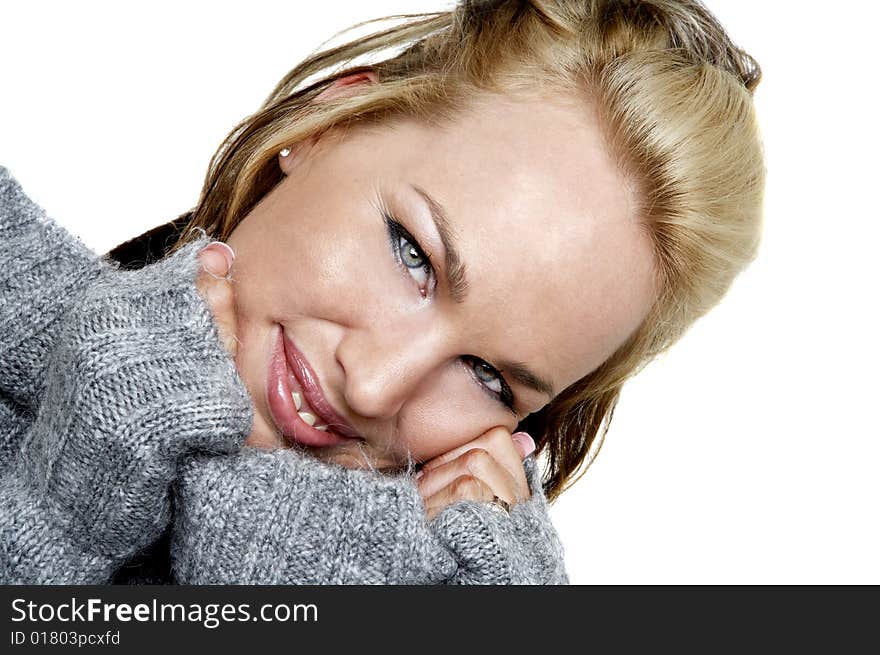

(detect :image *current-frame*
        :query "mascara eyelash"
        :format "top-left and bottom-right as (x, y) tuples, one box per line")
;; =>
(463, 355), (517, 413)
(382, 212), (436, 293)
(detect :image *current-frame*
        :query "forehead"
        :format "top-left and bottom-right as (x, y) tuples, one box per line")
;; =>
(349, 92), (656, 392)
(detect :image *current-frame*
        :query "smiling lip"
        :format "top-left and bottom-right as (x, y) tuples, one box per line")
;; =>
(265, 324), (362, 448)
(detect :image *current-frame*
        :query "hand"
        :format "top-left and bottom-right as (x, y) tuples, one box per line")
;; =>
(415, 427), (536, 521)
(196, 241), (239, 358)
(418, 429), (568, 583)
(17, 237), (252, 560)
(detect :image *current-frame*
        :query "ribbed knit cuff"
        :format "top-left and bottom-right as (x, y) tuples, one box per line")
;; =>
(429, 456), (569, 584)
(0, 167), (107, 414)
(17, 237), (253, 562)
(170, 448), (457, 585)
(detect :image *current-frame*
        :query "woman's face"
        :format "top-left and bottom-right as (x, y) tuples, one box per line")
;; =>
(226, 90), (656, 470)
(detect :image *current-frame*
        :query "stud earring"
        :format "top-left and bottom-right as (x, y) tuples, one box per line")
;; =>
(279, 147), (291, 158)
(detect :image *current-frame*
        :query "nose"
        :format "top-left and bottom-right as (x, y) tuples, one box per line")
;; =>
(335, 318), (450, 420)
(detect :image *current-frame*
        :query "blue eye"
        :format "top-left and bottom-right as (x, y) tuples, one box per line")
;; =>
(397, 234), (431, 288)
(463, 356), (516, 413)
(400, 240), (424, 268)
(383, 213), (435, 296)
(472, 359), (502, 394)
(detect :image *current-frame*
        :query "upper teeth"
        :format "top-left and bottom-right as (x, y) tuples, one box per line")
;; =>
(298, 411), (317, 426)
(299, 412), (329, 431)
(292, 392), (328, 431)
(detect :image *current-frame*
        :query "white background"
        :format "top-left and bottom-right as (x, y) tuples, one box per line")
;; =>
(2, 1), (877, 584)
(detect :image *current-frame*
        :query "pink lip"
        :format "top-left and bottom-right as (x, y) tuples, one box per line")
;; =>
(265, 324), (362, 448)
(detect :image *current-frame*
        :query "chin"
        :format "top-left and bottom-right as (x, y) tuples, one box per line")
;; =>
(242, 411), (287, 451)
(305, 444), (410, 474)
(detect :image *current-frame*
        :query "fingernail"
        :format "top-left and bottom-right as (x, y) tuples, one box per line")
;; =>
(511, 431), (535, 459)
(203, 241), (235, 273)
(414, 469), (425, 480)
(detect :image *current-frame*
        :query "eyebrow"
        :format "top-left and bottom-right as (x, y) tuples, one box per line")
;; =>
(410, 183), (470, 304)
(497, 359), (556, 399)
(409, 183), (556, 401)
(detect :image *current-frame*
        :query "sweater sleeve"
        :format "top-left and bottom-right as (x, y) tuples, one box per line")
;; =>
(430, 456), (569, 584)
(1, 238), (254, 584)
(169, 449), (568, 585)
(170, 449), (457, 585)
(0, 167), (106, 423)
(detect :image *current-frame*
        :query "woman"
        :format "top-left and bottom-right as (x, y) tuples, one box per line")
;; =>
(0, 0), (764, 584)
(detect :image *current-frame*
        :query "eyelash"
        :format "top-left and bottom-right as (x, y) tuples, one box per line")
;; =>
(383, 213), (435, 297)
(382, 211), (517, 414)
(461, 356), (516, 413)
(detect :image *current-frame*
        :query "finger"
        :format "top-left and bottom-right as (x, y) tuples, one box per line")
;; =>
(421, 426), (516, 472)
(420, 426), (529, 497)
(417, 447), (526, 506)
(510, 431), (536, 460)
(200, 276), (239, 357)
(196, 245), (239, 358)
(197, 241), (235, 278)
(423, 474), (495, 522)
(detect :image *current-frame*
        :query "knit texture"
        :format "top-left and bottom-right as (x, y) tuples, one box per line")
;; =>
(0, 169), (105, 466)
(0, 166), (568, 585)
(172, 450), (566, 584)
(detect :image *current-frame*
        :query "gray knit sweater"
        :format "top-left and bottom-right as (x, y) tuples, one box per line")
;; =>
(0, 166), (568, 585)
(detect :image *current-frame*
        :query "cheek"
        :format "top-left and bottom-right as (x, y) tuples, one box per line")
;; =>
(238, 229), (380, 321)
(395, 373), (519, 461)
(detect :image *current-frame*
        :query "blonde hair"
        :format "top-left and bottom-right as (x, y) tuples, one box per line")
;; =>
(169, 0), (765, 501)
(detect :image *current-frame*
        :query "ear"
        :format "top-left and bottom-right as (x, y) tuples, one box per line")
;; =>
(278, 70), (377, 173)
(313, 69), (378, 102)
